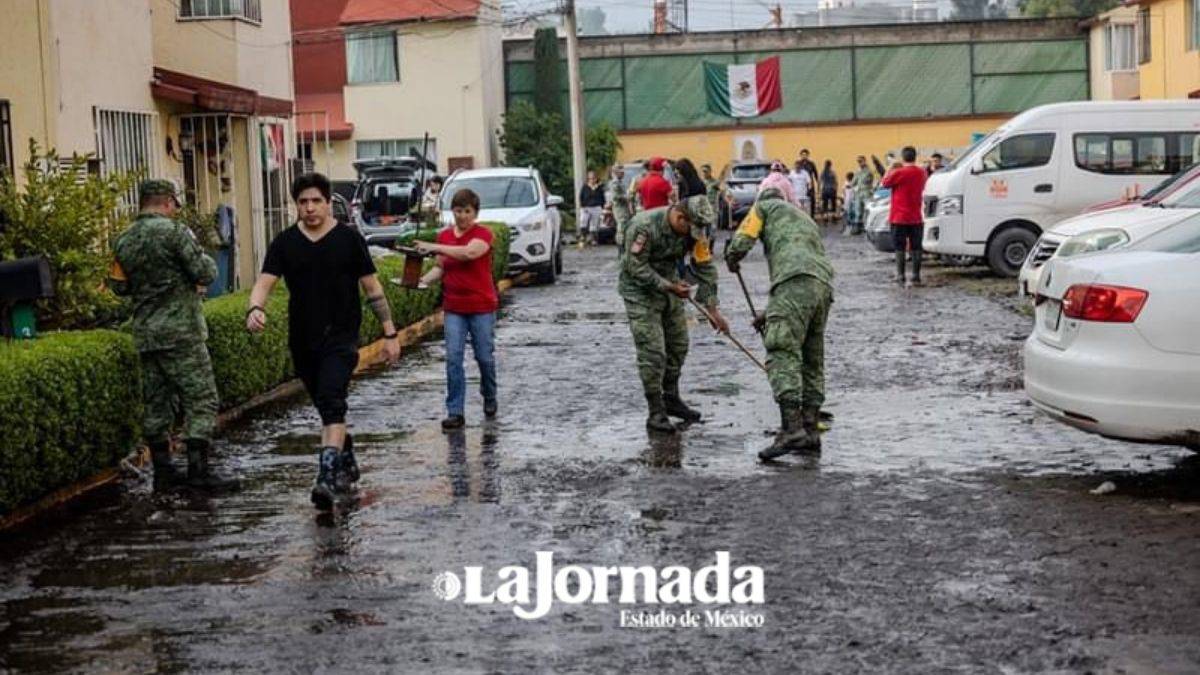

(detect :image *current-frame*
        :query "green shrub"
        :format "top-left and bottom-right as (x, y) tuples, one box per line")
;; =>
(482, 222), (511, 281)
(0, 331), (142, 514)
(203, 289), (293, 408)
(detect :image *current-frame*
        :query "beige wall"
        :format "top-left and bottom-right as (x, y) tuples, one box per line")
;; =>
(0, 0), (54, 172)
(1088, 8), (1140, 101)
(49, 0), (156, 156)
(308, 139), (356, 182)
(344, 20), (499, 174)
(234, 0), (294, 101)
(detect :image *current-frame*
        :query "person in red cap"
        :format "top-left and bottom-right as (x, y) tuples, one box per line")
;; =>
(638, 157), (674, 210)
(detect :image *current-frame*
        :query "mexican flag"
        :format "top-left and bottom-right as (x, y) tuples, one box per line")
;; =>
(704, 56), (783, 118)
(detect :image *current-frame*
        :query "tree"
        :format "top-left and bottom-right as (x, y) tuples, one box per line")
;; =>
(499, 102), (622, 210)
(1020, 0), (1116, 16)
(532, 27), (562, 119)
(0, 140), (138, 329)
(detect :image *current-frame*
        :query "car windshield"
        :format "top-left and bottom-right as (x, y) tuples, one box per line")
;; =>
(442, 177), (538, 209)
(945, 132), (995, 171)
(1129, 212), (1200, 253)
(1156, 178), (1200, 209)
(730, 164), (770, 180)
(1142, 164), (1196, 202)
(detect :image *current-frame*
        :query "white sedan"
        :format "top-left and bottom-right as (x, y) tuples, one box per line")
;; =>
(1018, 169), (1200, 299)
(1024, 213), (1200, 450)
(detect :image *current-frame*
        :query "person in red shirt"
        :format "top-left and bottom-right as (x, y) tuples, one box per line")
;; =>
(638, 156), (674, 210)
(880, 146), (929, 287)
(416, 189), (499, 430)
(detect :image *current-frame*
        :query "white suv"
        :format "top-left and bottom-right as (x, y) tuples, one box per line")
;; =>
(441, 168), (564, 284)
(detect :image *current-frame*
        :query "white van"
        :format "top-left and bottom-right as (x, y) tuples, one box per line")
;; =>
(923, 101), (1200, 276)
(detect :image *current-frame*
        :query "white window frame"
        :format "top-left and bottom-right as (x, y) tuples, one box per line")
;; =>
(355, 138), (437, 164)
(178, 0), (262, 25)
(1104, 22), (1138, 73)
(93, 108), (161, 210)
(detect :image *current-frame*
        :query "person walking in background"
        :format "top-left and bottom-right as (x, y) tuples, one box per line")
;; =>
(797, 149), (818, 217)
(247, 173), (401, 510)
(638, 157), (674, 211)
(607, 164), (633, 252)
(674, 158), (707, 200)
(849, 155), (876, 235)
(927, 153), (945, 176)
(415, 189), (499, 431)
(109, 179), (229, 490)
(820, 160), (838, 219)
(881, 146), (928, 287)
(578, 170), (606, 248)
(701, 163), (720, 213)
(760, 161), (798, 206)
(789, 160), (813, 214)
(842, 172), (854, 227)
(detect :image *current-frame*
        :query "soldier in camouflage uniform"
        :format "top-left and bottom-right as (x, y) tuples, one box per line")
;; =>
(606, 164), (633, 252)
(619, 195), (730, 433)
(725, 187), (834, 460)
(109, 179), (231, 489)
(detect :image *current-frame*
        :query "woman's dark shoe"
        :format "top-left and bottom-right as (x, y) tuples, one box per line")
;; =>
(484, 400), (498, 418)
(441, 415), (466, 431)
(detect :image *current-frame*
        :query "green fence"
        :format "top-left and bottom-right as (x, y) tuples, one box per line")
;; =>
(505, 38), (1088, 130)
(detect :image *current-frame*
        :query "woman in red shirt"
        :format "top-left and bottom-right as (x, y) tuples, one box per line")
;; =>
(416, 189), (498, 430)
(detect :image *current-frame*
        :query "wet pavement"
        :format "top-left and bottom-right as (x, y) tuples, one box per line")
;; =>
(3, 228), (1199, 673)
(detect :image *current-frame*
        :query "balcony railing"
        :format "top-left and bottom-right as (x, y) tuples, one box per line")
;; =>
(178, 0), (262, 25)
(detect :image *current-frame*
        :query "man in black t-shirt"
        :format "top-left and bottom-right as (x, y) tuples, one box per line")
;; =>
(246, 173), (401, 510)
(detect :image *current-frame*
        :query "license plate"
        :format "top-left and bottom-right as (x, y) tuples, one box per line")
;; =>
(1043, 300), (1062, 332)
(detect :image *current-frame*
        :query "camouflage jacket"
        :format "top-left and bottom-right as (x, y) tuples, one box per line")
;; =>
(704, 178), (720, 210)
(110, 212), (218, 352)
(852, 167), (876, 200)
(619, 207), (719, 308)
(726, 197), (834, 292)
(606, 176), (632, 223)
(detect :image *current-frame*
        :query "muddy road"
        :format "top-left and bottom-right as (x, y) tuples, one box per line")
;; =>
(3, 230), (1199, 673)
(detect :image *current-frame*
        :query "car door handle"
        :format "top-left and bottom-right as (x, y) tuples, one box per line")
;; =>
(1034, 184), (1053, 193)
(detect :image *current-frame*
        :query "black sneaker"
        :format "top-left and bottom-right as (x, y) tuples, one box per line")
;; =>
(336, 434), (359, 492)
(311, 446), (340, 511)
(441, 415), (466, 431)
(484, 400), (498, 419)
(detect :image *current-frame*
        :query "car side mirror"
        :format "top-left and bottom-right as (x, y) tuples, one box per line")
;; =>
(970, 158), (986, 175)
(546, 195), (564, 208)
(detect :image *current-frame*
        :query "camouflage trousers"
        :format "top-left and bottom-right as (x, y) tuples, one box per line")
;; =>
(139, 341), (219, 443)
(623, 295), (689, 400)
(763, 275), (832, 410)
(613, 214), (631, 252)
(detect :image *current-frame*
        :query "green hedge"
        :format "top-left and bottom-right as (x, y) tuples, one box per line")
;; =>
(0, 331), (142, 513)
(0, 225), (512, 514)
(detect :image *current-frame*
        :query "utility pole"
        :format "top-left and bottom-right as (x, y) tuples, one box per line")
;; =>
(564, 0), (586, 226)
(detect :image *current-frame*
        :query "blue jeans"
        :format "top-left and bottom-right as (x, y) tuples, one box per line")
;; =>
(444, 311), (497, 416)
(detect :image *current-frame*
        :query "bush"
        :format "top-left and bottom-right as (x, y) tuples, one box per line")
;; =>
(0, 141), (139, 330)
(0, 331), (142, 514)
(0, 226), (513, 513)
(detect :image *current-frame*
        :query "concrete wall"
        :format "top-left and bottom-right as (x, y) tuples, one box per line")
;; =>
(617, 115), (1010, 188)
(0, 0), (55, 172)
(235, 0), (294, 101)
(504, 17), (1084, 60)
(1138, 0), (1200, 99)
(344, 20), (498, 173)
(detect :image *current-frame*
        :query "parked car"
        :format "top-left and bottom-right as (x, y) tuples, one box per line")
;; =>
(1018, 167), (1200, 298)
(923, 100), (1200, 277)
(1024, 212), (1200, 450)
(717, 161), (772, 230)
(441, 167), (564, 284)
(348, 156), (434, 246)
(1080, 162), (1199, 214)
(863, 187), (894, 252)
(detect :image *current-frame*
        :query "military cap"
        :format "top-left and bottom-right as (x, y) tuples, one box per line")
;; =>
(138, 179), (180, 202)
(680, 194), (716, 233)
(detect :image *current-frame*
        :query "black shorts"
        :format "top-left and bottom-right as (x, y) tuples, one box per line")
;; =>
(291, 340), (359, 426)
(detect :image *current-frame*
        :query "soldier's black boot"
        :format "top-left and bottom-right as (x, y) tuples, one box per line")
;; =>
(185, 439), (240, 491)
(662, 380), (702, 422)
(311, 446), (341, 511)
(335, 434), (359, 493)
(797, 407), (824, 454)
(759, 406), (806, 461)
(149, 439), (180, 488)
(645, 395), (679, 434)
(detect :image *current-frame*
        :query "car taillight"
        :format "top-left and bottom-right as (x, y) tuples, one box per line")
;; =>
(1061, 284), (1148, 323)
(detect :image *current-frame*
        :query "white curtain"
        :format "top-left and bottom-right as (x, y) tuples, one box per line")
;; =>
(347, 31), (399, 84)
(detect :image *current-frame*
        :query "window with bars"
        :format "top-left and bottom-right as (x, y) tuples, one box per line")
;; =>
(0, 100), (12, 177)
(94, 108), (160, 208)
(1137, 8), (1152, 64)
(179, 0), (262, 23)
(1105, 23), (1137, 72)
